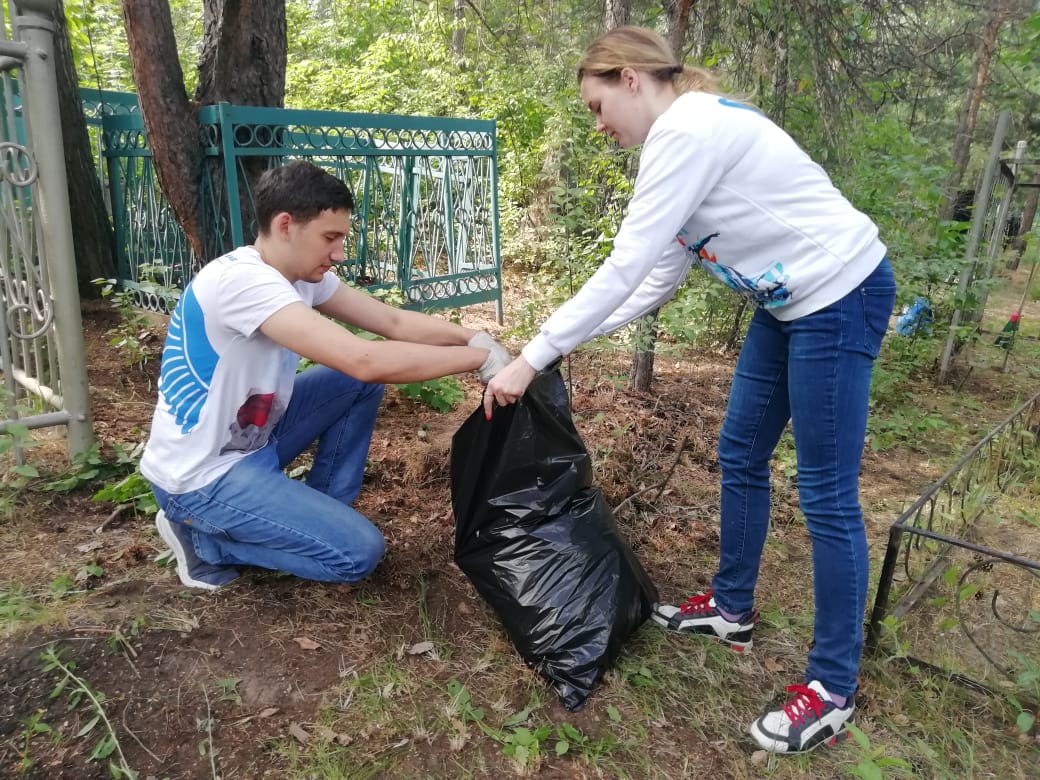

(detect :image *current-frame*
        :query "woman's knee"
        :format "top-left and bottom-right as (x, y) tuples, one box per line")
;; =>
(717, 429), (771, 482)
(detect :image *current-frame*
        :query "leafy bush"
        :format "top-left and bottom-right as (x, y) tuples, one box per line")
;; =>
(394, 377), (466, 413)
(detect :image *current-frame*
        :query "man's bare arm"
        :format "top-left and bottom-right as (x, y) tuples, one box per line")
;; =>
(260, 302), (486, 384)
(315, 283), (478, 346)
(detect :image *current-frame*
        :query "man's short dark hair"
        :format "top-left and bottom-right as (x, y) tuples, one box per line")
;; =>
(254, 160), (355, 235)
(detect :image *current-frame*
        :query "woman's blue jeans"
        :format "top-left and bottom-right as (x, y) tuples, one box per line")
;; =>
(152, 365), (386, 583)
(712, 258), (895, 698)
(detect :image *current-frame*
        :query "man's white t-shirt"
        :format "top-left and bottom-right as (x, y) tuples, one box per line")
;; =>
(141, 247), (339, 494)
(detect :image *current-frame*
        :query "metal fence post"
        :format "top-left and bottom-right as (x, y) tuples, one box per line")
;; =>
(938, 110), (1012, 384)
(13, 0), (93, 457)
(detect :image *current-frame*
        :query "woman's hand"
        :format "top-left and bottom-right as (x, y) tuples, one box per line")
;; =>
(482, 355), (537, 419)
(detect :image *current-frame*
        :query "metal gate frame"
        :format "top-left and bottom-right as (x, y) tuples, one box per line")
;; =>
(0, 0), (92, 460)
(867, 390), (1040, 700)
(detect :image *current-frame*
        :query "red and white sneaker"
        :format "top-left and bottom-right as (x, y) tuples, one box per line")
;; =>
(650, 591), (758, 652)
(750, 681), (854, 754)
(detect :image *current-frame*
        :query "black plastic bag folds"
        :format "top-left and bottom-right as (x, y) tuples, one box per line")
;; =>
(450, 370), (658, 710)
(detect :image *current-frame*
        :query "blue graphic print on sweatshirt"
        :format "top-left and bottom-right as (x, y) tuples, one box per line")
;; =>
(157, 286), (219, 433)
(678, 231), (791, 308)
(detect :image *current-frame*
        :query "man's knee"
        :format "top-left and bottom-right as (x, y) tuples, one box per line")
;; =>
(332, 524), (385, 582)
(355, 527), (386, 577)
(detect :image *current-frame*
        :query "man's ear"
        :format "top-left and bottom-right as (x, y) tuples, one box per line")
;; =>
(271, 212), (293, 238)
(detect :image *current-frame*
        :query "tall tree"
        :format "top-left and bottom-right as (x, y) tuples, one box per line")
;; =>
(451, 0), (465, 59)
(944, 0), (1012, 216)
(663, 0), (694, 59)
(55, 0), (117, 298)
(604, 0), (629, 31)
(629, 5), (690, 394)
(121, 0), (286, 258)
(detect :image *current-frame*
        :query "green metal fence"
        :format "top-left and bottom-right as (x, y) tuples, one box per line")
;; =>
(82, 89), (503, 317)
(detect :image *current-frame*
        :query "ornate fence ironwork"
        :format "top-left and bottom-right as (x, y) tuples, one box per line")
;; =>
(868, 390), (1040, 700)
(0, 0), (92, 460)
(84, 92), (503, 318)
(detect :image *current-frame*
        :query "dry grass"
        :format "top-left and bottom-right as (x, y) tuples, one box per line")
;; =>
(3, 276), (1040, 777)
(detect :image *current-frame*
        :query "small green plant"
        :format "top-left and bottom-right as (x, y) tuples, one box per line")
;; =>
(443, 681), (615, 771)
(198, 684), (221, 779)
(214, 677), (243, 706)
(15, 710), (53, 775)
(0, 421), (40, 486)
(551, 721), (618, 762)
(40, 644), (138, 779)
(42, 443), (139, 494)
(394, 376), (466, 412)
(869, 407), (957, 452)
(93, 272), (172, 369)
(845, 722), (914, 778)
(500, 724), (552, 771)
(876, 614), (910, 659)
(0, 586), (43, 629)
(92, 468), (158, 515)
(445, 678), (486, 726)
(1007, 645), (1040, 735)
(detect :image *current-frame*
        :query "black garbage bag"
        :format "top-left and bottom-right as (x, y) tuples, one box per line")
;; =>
(450, 369), (658, 710)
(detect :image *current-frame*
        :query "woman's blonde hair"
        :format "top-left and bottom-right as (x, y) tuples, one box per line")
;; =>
(577, 25), (721, 95)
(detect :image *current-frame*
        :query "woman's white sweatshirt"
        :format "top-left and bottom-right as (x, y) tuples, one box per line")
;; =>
(521, 90), (888, 371)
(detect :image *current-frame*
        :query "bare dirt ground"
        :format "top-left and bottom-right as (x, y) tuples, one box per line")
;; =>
(0, 279), (1036, 778)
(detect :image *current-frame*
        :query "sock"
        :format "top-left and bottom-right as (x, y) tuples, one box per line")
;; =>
(717, 605), (744, 622)
(825, 690), (848, 709)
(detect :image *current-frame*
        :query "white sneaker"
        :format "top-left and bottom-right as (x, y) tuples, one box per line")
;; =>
(650, 591), (757, 652)
(750, 680), (854, 754)
(155, 510), (239, 591)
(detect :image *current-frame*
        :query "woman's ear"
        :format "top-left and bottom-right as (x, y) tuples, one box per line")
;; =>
(620, 66), (639, 92)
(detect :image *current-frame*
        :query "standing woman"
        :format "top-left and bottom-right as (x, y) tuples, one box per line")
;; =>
(485, 26), (895, 755)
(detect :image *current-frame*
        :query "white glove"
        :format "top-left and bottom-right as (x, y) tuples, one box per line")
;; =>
(468, 331), (511, 384)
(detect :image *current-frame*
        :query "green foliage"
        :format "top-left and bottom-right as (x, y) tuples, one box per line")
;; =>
(845, 722), (914, 779)
(442, 679), (616, 771)
(39, 644), (138, 779)
(0, 420), (40, 487)
(41, 443), (138, 494)
(92, 274), (170, 370)
(214, 677), (244, 706)
(1006, 643), (1040, 736)
(394, 376), (466, 412)
(0, 388), (42, 494)
(657, 277), (751, 350)
(0, 585), (44, 629)
(15, 709), (53, 776)
(92, 469), (158, 515)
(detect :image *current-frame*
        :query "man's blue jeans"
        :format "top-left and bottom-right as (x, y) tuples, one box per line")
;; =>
(711, 258), (896, 698)
(152, 365), (386, 583)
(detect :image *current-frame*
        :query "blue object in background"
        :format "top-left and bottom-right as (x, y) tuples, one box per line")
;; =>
(896, 296), (933, 336)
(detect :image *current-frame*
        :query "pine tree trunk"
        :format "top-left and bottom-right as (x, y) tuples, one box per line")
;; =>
(944, 0), (1008, 218)
(663, 0), (695, 57)
(628, 4), (689, 394)
(122, 0), (206, 258)
(194, 0), (286, 107)
(122, 0), (287, 257)
(55, 0), (116, 299)
(604, 0), (630, 31)
(629, 308), (659, 394)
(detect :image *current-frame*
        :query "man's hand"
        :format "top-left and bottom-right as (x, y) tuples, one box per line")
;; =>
(483, 355), (537, 419)
(468, 331), (511, 384)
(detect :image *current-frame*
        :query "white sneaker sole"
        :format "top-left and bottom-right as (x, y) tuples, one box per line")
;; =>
(749, 716), (851, 753)
(650, 608), (754, 652)
(155, 512), (222, 591)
